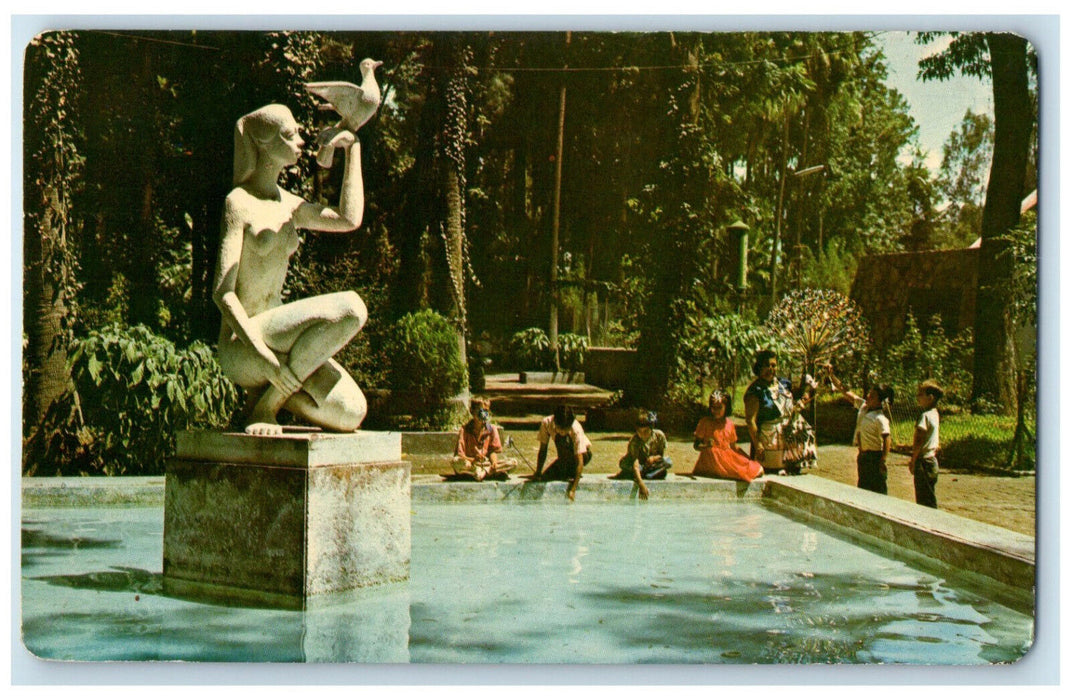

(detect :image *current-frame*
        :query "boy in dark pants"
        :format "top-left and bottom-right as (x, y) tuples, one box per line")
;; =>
(909, 380), (943, 508)
(530, 405), (593, 501)
(828, 367), (894, 495)
(610, 410), (672, 500)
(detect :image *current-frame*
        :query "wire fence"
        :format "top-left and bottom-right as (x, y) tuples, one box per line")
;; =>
(826, 371), (1038, 472)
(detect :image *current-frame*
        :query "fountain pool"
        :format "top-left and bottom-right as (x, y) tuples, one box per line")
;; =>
(20, 499), (1032, 664)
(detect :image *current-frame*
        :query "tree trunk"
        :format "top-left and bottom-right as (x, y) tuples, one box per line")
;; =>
(442, 166), (468, 369)
(438, 37), (472, 384)
(128, 49), (160, 328)
(769, 108), (790, 303)
(624, 38), (704, 408)
(971, 33), (1031, 413)
(23, 33), (81, 457)
(548, 31), (570, 372)
(24, 186), (71, 431)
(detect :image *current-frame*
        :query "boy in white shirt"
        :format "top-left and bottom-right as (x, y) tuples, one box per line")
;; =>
(909, 380), (943, 508)
(530, 404), (593, 501)
(828, 368), (894, 494)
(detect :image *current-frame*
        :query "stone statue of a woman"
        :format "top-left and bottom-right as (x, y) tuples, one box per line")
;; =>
(213, 103), (368, 436)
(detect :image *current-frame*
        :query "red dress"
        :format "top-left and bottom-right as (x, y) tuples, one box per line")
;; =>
(692, 417), (764, 483)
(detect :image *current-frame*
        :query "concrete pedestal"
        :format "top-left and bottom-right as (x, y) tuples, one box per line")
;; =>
(163, 430), (410, 609)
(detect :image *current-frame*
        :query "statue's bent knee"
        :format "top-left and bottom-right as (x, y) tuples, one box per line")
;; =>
(341, 290), (368, 330)
(327, 383), (367, 432)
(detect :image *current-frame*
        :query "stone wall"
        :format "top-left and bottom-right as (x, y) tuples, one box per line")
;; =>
(850, 248), (979, 348)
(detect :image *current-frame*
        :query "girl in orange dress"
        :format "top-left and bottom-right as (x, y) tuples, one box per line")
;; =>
(688, 389), (765, 483)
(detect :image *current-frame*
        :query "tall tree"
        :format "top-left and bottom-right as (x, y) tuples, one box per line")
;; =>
(918, 32), (1034, 413)
(934, 109), (994, 248)
(23, 32), (83, 445)
(625, 34), (733, 407)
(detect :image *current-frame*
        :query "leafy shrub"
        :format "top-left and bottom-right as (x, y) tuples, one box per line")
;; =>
(800, 239), (859, 297)
(558, 333), (588, 373)
(677, 310), (778, 391)
(382, 310), (467, 418)
(26, 324), (239, 476)
(880, 312), (973, 407)
(601, 319), (640, 349)
(509, 327), (551, 369)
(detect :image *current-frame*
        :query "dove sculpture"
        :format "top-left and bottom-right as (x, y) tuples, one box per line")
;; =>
(305, 58), (384, 167)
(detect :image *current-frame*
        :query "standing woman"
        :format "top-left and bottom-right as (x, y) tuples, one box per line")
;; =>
(743, 349), (794, 471)
(214, 104), (370, 435)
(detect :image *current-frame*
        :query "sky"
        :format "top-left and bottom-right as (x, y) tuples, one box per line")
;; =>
(875, 31), (995, 173)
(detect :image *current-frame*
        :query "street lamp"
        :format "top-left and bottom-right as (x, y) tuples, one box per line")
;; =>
(790, 164), (828, 287)
(726, 220), (750, 292)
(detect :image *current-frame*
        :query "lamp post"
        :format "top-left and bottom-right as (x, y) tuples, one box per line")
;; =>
(726, 220), (750, 314)
(791, 164), (827, 288)
(727, 220), (750, 292)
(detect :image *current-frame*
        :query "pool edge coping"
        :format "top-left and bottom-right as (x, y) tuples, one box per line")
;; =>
(21, 473), (1035, 596)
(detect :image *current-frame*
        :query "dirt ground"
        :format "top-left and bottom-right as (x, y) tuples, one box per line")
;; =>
(800, 444), (1036, 536)
(440, 427), (1037, 537)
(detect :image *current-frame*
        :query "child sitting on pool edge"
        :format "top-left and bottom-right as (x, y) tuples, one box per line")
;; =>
(451, 397), (515, 481)
(610, 410), (672, 500)
(529, 404), (593, 501)
(687, 389), (764, 483)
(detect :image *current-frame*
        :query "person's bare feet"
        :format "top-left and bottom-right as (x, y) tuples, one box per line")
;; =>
(244, 385), (288, 435)
(245, 421), (284, 436)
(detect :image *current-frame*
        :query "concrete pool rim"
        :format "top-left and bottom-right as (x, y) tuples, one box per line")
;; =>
(21, 472), (1035, 604)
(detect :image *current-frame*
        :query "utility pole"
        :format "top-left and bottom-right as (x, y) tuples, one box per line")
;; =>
(791, 164), (826, 287)
(769, 109), (790, 306)
(549, 31), (570, 372)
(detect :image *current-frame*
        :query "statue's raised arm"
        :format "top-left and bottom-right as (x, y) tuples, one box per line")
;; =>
(212, 64), (382, 436)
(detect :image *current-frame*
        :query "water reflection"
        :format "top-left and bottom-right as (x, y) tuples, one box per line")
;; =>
(21, 502), (1034, 664)
(302, 584), (411, 662)
(23, 571), (411, 662)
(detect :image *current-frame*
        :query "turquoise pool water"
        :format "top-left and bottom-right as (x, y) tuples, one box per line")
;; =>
(20, 501), (1033, 664)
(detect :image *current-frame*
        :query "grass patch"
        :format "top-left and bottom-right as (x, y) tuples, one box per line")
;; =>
(810, 392), (1034, 473)
(889, 411), (1032, 472)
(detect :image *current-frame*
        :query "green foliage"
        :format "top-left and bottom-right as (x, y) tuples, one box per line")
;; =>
(509, 327), (552, 369)
(800, 240), (858, 297)
(23, 31), (85, 431)
(676, 310), (775, 390)
(929, 109), (993, 249)
(941, 434), (1033, 473)
(21, 31), (1031, 440)
(80, 274), (130, 330)
(880, 312), (974, 406)
(25, 324), (239, 476)
(599, 254), (647, 347)
(383, 309), (468, 410)
(557, 333), (589, 373)
(916, 32), (992, 81)
(1000, 211), (1038, 330)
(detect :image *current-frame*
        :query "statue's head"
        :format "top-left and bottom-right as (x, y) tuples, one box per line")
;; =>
(233, 104), (304, 186)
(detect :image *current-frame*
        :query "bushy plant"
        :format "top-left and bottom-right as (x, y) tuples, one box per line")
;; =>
(25, 324), (240, 476)
(509, 327), (552, 369)
(800, 240), (859, 297)
(558, 333), (588, 373)
(382, 310), (467, 415)
(677, 310), (778, 390)
(881, 312), (973, 407)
